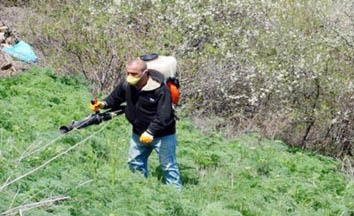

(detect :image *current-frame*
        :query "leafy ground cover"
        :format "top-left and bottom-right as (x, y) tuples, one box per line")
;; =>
(0, 68), (353, 215)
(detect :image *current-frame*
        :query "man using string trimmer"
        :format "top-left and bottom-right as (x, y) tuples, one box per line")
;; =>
(90, 57), (182, 189)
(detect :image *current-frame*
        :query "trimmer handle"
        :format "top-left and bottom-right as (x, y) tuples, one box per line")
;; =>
(91, 98), (99, 114)
(91, 98), (98, 105)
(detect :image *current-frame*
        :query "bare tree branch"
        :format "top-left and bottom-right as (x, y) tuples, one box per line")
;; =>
(2, 196), (70, 216)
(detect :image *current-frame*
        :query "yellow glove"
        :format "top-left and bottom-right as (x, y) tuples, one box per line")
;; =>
(89, 100), (105, 112)
(139, 131), (154, 144)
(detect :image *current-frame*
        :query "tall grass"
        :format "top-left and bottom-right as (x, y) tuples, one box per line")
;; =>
(0, 68), (353, 215)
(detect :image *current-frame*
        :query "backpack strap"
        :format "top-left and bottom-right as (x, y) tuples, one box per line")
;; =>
(166, 77), (180, 89)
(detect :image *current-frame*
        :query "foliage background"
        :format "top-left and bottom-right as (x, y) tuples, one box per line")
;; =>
(1, 0), (354, 214)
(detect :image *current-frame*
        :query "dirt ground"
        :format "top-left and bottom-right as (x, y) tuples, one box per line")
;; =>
(0, 3), (44, 77)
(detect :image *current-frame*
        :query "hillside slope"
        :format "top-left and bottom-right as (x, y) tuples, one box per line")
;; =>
(0, 69), (353, 215)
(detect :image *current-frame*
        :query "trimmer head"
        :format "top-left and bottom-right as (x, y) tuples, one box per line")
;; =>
(59, 126), (70, 134)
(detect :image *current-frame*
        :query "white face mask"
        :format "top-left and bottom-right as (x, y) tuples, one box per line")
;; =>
(126, 70), (146, 85)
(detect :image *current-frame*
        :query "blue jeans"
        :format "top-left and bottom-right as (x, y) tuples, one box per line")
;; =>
(128, 133), (182, 189)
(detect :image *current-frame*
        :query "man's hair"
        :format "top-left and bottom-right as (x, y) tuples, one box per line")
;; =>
(127, 59), (147, 71)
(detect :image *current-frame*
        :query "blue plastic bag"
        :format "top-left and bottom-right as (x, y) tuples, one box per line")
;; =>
(2, 40), (38, 63)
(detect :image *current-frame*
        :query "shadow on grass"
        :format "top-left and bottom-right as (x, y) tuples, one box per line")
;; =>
(151, 163), (200, 185)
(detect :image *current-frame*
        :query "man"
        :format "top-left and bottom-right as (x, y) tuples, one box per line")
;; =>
(90, 59), (182, 189)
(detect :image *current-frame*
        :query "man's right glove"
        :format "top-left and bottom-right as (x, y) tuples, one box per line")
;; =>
(139, 131), (154, 144)
(89, 99), (106, 112)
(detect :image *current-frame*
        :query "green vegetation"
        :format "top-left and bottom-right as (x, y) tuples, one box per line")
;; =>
(1, 68), (353, 215)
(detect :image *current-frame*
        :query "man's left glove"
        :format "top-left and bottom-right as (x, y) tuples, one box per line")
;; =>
(139, 131), (154, 144)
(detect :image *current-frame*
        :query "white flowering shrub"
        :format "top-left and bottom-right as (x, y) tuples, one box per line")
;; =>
(1, 0), (29, 6)
(21, 0), (354, 158)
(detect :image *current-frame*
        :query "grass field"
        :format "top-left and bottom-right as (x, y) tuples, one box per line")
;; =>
(0, 68), (353, 215)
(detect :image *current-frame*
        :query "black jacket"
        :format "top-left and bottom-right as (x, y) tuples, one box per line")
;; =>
(103, 70), (176, 137)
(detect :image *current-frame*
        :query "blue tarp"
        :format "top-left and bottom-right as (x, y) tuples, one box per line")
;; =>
(2, 40), (38, 63)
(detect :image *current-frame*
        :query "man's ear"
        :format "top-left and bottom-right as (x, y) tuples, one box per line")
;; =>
(143, 69), (149, 76)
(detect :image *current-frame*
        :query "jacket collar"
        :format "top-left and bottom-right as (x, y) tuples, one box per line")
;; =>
(141, 76), (161, 91)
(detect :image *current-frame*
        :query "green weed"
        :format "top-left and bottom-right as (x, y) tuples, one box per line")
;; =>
(0, 69), (353, 215)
